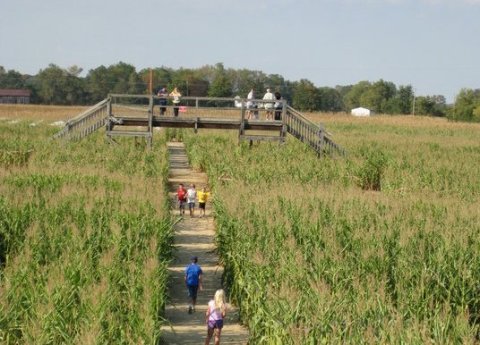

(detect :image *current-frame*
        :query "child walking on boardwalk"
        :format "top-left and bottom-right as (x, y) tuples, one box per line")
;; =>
(197, 186), (210, 218)
(185, 256), (203, 314)
(186, 184), (197, 217)
(177, 183), (187, 215)
(204, 289), (227, 345)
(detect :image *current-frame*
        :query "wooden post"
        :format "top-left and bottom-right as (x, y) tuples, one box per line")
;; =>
(149, 69), (153, 95)
(318, 125), (325, 157)
(239, 105), (246, 143)
(148, 95), (154, 149)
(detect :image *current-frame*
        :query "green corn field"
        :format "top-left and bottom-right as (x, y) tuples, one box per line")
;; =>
(1, 111), (480, 344)
(181, 115), (480, 344)
(0, 119), (174, 344)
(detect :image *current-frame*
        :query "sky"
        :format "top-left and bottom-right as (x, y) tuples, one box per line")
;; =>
(1, 0), (479, 103)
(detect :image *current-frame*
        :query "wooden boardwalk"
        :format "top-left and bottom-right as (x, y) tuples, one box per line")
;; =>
(54, 95), (345, 157)
(160, 142), (249, 345)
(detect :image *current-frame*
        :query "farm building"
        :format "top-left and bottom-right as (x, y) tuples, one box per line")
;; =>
(351, 107), (371, 117)
(0, 89), (31, 104)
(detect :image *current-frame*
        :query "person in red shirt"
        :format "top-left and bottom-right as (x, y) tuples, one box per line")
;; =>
(177, 183), (187, 215)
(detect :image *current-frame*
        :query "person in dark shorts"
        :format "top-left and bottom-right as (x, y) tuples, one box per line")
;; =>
(169, 87), (182, 117)
(197, 186), (210, 218)
(177, 183), (187, 215)
(185, 256), (203, 313)
(204, 289), (227, 345)
(186, 184), (197, 217)
(274, 91), (283, 121)
(157, 87), (168, 115)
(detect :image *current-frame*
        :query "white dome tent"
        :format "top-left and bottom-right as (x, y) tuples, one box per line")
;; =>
(351, 107), (372, 117)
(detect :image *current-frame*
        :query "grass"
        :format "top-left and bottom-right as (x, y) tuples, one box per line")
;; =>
(0, 111), (174, 344)
(0, 104), (88, 122)
(2, 105), (480, 343)
(181, 112), (480, 344)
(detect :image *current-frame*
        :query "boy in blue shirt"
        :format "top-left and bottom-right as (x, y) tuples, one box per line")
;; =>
(185, 256), (203, 313)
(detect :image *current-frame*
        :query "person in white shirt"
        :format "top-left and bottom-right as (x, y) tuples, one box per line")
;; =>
(186, 184), (197, 217)
(263, 88), (275, 120)
(234, 95), (243, 108)
(246, 89), (257, 120)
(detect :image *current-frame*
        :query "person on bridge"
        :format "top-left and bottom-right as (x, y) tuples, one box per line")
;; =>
(169, 87), (182, 117)
(185, 256), (203, 314)
(263, 88), (275, 120)
(246, 88), (257, 120)
(274, 91), (283, 121)
(177, 183), (187, 216)
(204, 289), (227, 345)
(234, 95), (243, 108)
(157, 87), (168, 115)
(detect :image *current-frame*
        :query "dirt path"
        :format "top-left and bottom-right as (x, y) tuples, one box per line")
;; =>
(160, 142), (249, 345)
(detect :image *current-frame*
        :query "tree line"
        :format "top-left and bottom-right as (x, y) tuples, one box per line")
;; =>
(1, 62), (479, 121)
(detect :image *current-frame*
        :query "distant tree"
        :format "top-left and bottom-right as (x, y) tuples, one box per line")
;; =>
(64, 65), (83, 77)
(0, 67), (26, 89)
(344, 81), (371, 111)
(85, 65), (111, 102)
(34, 64), (63, 104)
(208, 63), (233, 98)
(473, 105), (480, 122)
(264, 74), (287, 95)
(317, 87), (343, 112)
(396, 85), (414, 114)
(360, 79), (396, 113)
(413, 95), (445, 117)
(230, 69), (267, 98)
(414, 96), (435, 116)
(292, 79), (320, 111)
(152, 67), (172, 92)
(109, 62), (141, 94)
(449, 88), (480, 122)
(173, 68), (209, 96)
(430, 95), (447, 117)
(169, 68), (196, 96)
(86, 62), (141, 102)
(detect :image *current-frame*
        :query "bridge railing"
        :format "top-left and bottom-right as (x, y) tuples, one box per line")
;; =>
(53, 94), (345, 156)
(109, 94), (287, 121)
(54, 98), (109, 140)
(285, 106), (346, 156)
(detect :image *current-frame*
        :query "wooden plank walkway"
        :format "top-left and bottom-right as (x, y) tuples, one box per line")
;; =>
(160, 142), (249, 345)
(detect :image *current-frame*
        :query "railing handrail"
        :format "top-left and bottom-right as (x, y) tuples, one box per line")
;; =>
(109, 94), (287, 106)
(56, 94), (345, 156)
(286, 106), (335, 137)
(66, 98), (109, 125)
(54, 99), (109, 140)
(285, 105), (345, 156)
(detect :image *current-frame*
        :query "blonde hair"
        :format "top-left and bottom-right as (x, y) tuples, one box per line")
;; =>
(214, 289), (225, 311)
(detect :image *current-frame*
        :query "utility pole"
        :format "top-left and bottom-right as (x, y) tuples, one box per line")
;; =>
(412, 88), (416, 115)
(149, 69), (153, 94)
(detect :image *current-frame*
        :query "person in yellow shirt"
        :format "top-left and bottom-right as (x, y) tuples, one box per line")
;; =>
(197, 187), (210, 218)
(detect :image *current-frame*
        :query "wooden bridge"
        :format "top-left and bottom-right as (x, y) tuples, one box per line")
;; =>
(54, 94), (345, 156)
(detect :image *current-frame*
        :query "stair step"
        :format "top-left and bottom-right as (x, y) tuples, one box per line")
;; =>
(107, 130), (152, 137)
(240, 135), (283, 142)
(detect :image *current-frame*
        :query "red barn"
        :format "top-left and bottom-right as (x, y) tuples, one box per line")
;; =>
(0, 89), (31, 104)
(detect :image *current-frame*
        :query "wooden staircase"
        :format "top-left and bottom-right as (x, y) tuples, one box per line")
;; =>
(53, 99), (109, 141)
(284, 106), (346, 156)
(54, 95), (345, 156)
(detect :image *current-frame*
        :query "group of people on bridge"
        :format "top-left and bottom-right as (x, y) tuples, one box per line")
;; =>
(237, 88), (283, 121)
(157, 86), (284, 121)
